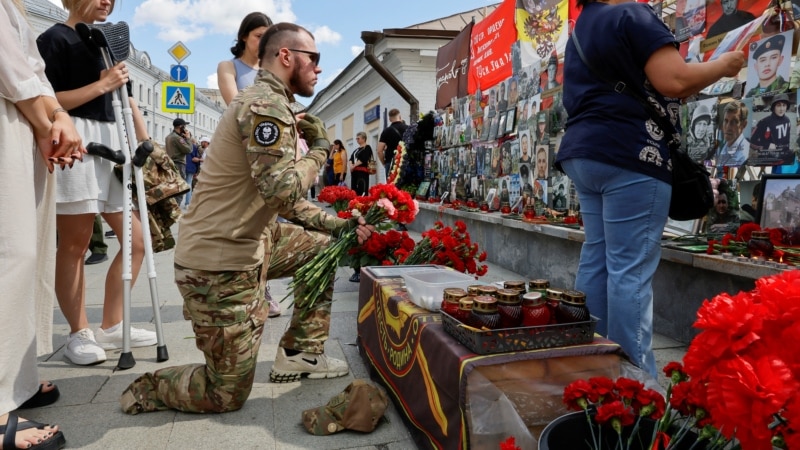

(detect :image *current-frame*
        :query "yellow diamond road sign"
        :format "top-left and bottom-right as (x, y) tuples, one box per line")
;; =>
(168, 41), (191, 63)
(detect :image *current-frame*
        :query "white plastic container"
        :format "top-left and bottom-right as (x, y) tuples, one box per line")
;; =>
(401, 270), (477, 311)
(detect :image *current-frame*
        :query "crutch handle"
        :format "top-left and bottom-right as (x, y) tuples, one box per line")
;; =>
(86, 142), (126, 164)
(132, 140), (154, 167)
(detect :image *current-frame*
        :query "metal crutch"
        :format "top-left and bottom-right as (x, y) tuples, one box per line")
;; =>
(76, 21), (168, 369)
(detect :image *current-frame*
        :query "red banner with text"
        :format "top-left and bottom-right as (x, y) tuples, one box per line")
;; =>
(467, 0), (517, 94)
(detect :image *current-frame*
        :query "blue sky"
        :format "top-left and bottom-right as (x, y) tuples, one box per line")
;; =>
(47, 0), (496, 98)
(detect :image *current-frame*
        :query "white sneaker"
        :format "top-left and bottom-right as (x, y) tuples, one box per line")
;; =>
(269, 347), (349, 383)
(65, 328), (107, 366)
(95, 323), (158, 350)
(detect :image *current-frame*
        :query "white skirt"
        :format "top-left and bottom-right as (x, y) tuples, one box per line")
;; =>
(56, 116), (126, 214)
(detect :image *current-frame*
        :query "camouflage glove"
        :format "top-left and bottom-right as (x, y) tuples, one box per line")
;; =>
(332, 216), (359, 238)
(297, 114), (330, 150)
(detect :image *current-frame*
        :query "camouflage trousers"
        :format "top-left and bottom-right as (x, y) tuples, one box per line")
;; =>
(120, 222), (334, 414)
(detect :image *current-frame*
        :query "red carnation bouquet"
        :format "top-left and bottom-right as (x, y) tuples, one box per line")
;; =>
(401, 220), (488, 276)
(562, 370), (730, 450)
(317, 185), (357, 213)
(561, 269), (800, 450)
(680, 269), (800, 450)
(343, 229), (417, 269)
(287, 183), (418, 309)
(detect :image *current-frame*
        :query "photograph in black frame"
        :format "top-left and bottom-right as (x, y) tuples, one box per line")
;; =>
(505, 108), (517, 135)
(758, 174), (800, 230)
(497, 113), (508, 139)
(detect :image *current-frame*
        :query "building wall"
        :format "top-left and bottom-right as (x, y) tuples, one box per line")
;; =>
(309, 35), (451, 159)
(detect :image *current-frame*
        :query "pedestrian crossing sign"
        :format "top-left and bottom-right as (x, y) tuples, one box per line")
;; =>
(162, 81), (195, 113)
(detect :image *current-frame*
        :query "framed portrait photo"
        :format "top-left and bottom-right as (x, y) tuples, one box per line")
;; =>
(497, 113), (508, 139)
(505, 108), (517, 135)
(759, 174), (800, 230)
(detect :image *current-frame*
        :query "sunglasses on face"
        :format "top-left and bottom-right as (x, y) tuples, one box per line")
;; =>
(280, 48), (321, 66)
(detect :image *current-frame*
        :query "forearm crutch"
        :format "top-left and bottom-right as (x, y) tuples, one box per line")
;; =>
(76, 21), (168, 370)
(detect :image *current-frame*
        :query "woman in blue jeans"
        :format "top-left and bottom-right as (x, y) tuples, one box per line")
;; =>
(556, 0), (744, 376)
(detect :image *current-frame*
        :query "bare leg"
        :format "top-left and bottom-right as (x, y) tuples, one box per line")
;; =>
(54, 213), (95, 333)
(98, 210), (145, 329)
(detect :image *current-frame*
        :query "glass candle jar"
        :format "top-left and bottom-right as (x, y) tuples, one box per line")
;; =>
(496, 289), (523, 328)
(523, 203), (537, 220)
(440, 287), (466, 317)
(470, 295), (501, 330)
(529, 279), (550, 296)
(467, 284), (483, 296)
(476, 285), (498, 298)
(747, 230), (774, 259)
(556, 290), (591, 323)
(545, 288), (564, 324)
(503, 280), (526, 292)
(454, 297), (474, 326)
(521, 292), (550, 327)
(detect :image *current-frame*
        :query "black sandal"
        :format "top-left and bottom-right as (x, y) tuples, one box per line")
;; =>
(349, 273), (360, 283)
(19, 383), (60, 409)
(0, 414), (66, 450)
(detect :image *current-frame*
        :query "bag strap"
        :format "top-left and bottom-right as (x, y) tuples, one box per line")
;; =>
(390, 125), (402, 140)
(571, 31), (681, 150)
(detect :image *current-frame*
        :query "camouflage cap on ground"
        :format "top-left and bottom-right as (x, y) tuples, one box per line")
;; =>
(301, 379), (389, 435)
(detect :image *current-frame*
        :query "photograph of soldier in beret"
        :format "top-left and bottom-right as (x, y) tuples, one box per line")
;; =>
(745, 31), (792, 98)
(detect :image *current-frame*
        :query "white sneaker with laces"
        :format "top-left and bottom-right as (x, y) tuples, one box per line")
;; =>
(65, 328), (107, 366)
(95, 323), (158, 350)
(269, 347), (349, 383)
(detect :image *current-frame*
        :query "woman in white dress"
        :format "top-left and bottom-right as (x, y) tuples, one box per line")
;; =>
(1, 0), (82, 447)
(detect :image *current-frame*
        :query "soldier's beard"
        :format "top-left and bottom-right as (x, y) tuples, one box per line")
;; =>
(290, 64), (314, 98)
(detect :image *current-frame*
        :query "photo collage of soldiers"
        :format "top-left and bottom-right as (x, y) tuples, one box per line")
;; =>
(424, 40), (574, 214)
(677, 0), (800, 176)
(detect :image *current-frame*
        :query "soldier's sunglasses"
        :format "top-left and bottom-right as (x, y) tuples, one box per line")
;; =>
(283, 48), (321, 67)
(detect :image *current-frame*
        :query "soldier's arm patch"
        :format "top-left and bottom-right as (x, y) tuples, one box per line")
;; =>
(252, 118), (281, 147)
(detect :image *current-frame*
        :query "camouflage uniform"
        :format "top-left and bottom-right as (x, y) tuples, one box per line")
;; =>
(164, 130), (192, 205)
(120, 70), (352, 415)
(745, 75), (789, 98)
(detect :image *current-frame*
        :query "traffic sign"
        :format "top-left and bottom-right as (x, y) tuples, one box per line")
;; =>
(162, 81), (194, 113)
(168, 41), (191, 63)
(170, 64), (188, 82)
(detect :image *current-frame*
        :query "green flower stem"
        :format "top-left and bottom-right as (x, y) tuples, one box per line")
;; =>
(284, 204), (388, 310)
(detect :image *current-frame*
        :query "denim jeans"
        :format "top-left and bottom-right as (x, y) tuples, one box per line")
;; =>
(175, 163), (186, 207)
(184, 173), (195, 207)
(561, 158), (670, 377)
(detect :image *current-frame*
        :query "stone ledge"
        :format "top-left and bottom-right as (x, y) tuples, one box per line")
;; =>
(413, 202), (786, 344)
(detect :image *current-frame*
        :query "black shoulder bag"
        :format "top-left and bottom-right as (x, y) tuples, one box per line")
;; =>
(571, 32), (714, 221)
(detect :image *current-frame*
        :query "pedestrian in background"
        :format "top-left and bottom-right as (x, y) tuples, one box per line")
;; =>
(165, 118), (193, 207)
(555, 0), (744, 377)
(349, 131), (372, 196)
(85, 215), (108, 265)
(332, 139), (347, 185)
(217, 12), (272, 106)
(183, 135), (207, 208)
(376, 108), (408, 176)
